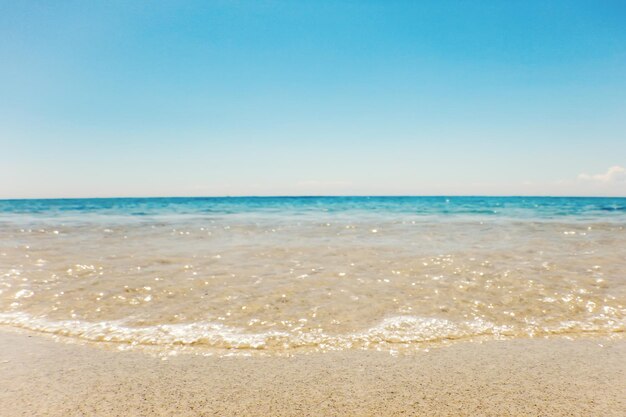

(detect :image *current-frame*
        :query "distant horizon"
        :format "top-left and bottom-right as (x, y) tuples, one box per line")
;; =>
(2, 194), (626, 202)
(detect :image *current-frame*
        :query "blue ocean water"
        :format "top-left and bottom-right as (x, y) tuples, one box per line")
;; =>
(0, 196), (625, 221)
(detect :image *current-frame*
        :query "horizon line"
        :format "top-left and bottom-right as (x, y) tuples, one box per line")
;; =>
(1, 194), (625, 202)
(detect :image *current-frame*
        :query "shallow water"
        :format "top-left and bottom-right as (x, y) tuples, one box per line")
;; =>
(0, 197), (624, 354)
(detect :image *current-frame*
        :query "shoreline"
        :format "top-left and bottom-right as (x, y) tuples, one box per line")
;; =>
(1, 330), (624, 416)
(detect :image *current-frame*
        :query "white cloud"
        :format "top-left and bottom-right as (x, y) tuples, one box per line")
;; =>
(578, 166), (626, 183)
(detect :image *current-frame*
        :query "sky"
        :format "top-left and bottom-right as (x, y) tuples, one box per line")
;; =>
(1, 0), (625, 198)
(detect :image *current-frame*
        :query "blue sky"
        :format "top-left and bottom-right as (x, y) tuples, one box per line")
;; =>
(1, 1), (625, 198)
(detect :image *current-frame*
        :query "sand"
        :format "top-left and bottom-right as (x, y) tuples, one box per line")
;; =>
(0, 330), (624, 416)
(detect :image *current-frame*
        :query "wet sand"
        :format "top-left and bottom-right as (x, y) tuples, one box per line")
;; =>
(0, 330), (624, 416)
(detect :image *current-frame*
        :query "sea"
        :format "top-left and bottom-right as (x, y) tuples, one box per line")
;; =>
(0, 196), (624, 355)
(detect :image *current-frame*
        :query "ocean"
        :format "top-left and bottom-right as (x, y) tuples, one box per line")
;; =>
(0, 196), (624, 355)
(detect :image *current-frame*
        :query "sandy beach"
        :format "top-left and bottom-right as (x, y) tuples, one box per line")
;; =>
(1, 330), (623, 416)
(3, 0), (626, 415)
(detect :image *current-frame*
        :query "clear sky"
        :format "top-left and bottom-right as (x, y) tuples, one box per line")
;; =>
(1, 1), (625, 198)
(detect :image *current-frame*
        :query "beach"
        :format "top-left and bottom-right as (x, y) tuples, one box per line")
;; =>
(0, 197), (625, 415)
(1, 329), (624, 416)
(4, 0), (626, 414)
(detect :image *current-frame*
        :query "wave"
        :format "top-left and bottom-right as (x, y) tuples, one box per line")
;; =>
(600, 206), (626, 212)
(0, 313), (623, 353)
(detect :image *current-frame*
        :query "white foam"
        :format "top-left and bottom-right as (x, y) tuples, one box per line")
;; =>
(1, 312), (622, 353)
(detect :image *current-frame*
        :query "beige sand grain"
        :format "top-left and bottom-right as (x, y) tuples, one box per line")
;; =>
(0, 330), (624, 416)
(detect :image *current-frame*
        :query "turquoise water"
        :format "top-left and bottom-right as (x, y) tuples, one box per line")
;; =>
(1, 196), (625, 220)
